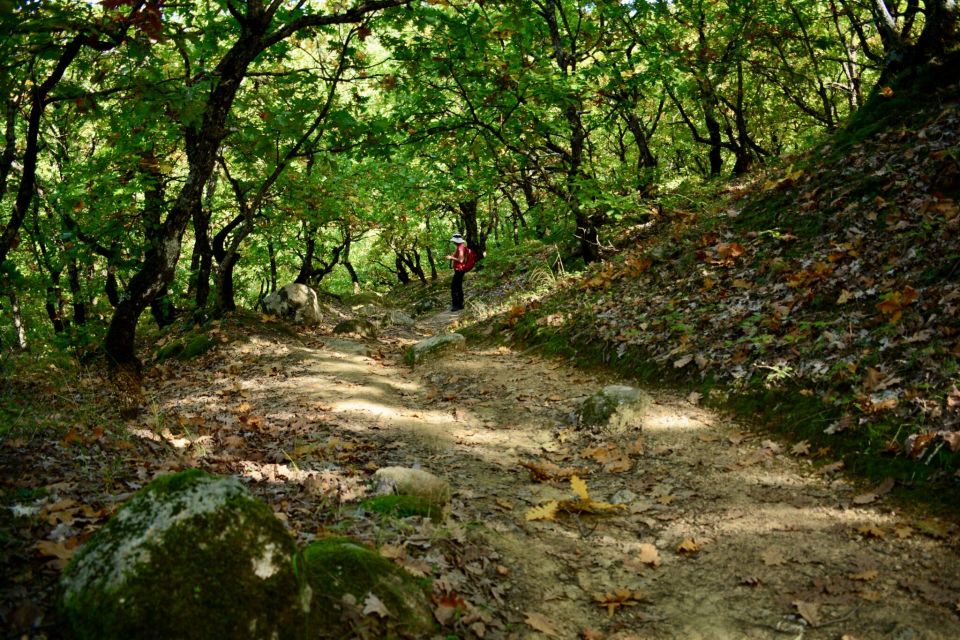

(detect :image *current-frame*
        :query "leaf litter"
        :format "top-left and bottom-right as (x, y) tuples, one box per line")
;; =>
(1, 307), (959, 639)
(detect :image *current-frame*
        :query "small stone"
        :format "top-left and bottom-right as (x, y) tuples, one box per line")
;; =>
(333, 318), (378, 340)
(374, 467), (451, 505)
(382, 309), (416, 327)
(577, 385), (650, 435)
(405, 333), (466, 367)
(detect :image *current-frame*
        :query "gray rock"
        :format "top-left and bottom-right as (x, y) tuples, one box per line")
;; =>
(578, 384), (650, 434)
(382, 309), (416, 328)
(412, 298), (437, 315)
(59, 470), (308, 640)
(263, 283), (322, 325)
(333, 318), (378, 340)
(405, 333), (465, 367)
(374, 467), (451, 505)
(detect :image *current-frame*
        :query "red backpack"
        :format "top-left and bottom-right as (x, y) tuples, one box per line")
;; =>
(458, 246), (478, 272)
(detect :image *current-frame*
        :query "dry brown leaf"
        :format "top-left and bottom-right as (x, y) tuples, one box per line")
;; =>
(524, 611), (560, 637)
(35, 539), (77, 561)
(852, 491), (879, 505)
(760, 548), (787, 566)
(676, 538), (699, 555)
(525, 501), (559, 522)
(791, 440), (811, 456)
(594, 588), (648, 617)
(603, 456), (633, 473)
(656, 495), (675, 505)
(636, 543), (661, 568)
(625, 437), (645, 455)
(738, 575), (761, 586)
(820, 460), (845, 474)
(893, 524), (914, 539)
(519, 460), (585, 482)
(849, 570), (879, 582)
(581, 627), (605, 640)
(856, 524), (885, 539)
(794, 600), (821, 627)
(362, 593), (391, 618)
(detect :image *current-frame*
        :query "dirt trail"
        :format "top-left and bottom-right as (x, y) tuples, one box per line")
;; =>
(159, 310), (960, 639)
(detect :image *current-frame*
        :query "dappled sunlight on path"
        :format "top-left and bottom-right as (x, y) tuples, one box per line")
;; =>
(146, 311), (960, 639)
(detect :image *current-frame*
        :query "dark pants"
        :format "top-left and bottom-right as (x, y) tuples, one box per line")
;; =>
(451, 270), (465, 310)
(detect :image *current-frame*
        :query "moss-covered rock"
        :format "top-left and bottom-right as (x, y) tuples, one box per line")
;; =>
(155, 333), (216, 362)
(578, 385), (651, 435)
(303, 536), (434, 639)
(59, 470), (309, 640)
(333, 318), (378, 340)
(404, 333), (465, 367)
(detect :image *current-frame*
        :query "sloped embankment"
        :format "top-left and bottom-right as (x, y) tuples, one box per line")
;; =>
(506, 78), (960, 495)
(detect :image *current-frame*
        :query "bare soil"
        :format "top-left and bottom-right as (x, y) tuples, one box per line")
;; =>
(3, 308), (960, 639)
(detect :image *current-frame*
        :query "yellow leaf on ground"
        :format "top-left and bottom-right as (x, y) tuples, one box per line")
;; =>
(570, 475), (589, 501)
(525, 501), (559, 522)
(677, 538), (699, 555)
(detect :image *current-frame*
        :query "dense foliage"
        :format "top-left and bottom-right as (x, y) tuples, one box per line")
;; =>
(1, 0), (957, 365)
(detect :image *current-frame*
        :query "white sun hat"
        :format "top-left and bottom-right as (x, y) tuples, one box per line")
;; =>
(450, 233), (465, 244)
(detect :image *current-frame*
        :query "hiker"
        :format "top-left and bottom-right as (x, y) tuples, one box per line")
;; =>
(445, 232), (475, 312)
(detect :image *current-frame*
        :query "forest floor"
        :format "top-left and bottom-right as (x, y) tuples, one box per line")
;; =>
(4, 305), (960, 639)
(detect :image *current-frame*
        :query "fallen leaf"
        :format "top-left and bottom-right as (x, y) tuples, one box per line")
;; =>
(738, 575), (761, 586)
(794, 600), (821, 627)
(636, 543), (661, 568)
(791, 441), (811, 456)
(571, 475), (589, 501)
(915, 518), (951, 539)
(676, 538), (699, 555)
(760, 548), (787, 566)
(525, 501), (559, 522)
(856, 524), (885, 539)
(524, 611), (560, 637)
(594, 588), (648, 617)
(582, 627), (605, 640)
(849, 570), (879, 582)
(362, 593), (391, 618)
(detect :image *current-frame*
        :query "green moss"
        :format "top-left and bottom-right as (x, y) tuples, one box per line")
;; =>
(361, 494), (441, 521)
(303, 536), (434, 638)
(155, 339), (184, 361)
(181, 334), (216, 359)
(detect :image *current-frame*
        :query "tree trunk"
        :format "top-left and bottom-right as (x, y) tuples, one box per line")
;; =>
(214, 252), (240, 314)
(268, 240), (278, 292)
(67, 256), (86, 325)
(8, 291), (27, 351)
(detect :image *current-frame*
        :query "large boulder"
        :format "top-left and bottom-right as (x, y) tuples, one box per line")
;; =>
(263, 283), (323, 326)
(405, 333), (465, 367)
(303, 536), (434, 638)
(578, 385), (651, 435)
(59, 470), (309, 640)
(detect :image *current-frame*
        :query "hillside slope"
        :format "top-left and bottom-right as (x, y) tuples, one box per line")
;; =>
(494, 74), (960, 497)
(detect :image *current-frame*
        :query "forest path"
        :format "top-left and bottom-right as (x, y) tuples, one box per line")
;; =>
(154, 309), (960, 639)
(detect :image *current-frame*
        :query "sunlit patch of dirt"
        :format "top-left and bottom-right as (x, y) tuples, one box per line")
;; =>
(3, 308), (959, 638)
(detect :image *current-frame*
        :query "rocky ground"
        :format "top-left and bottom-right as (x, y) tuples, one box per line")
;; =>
(2, 305), (960, 639)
